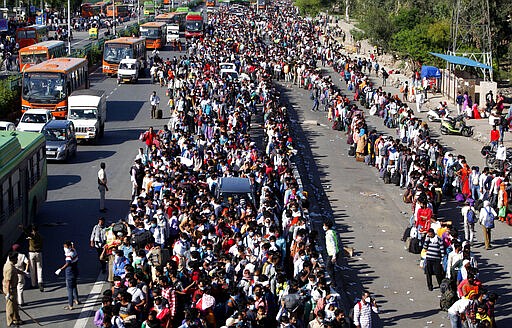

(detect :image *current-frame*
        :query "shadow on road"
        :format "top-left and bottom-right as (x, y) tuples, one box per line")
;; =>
(48, 175), (82, 191)
(107, 100), (145, 122)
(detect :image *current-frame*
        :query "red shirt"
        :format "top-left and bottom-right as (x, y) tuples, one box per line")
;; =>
(416, 207), (433, 233)
(490, 129), (500, 142)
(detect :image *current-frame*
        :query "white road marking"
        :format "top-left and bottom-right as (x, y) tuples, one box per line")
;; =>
(73, 272), (107, 328)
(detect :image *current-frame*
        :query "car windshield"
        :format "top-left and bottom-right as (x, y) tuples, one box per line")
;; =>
(103, 43), (133, 64)
(20, 53), (47, 65)
(69, 109), (97, 120)
(43, 128), (67, 141)
(186, 21), (203, 32)
(22, 72), (65, 104)
(119, 62), (135, 70)
(140, 27), (160, 39)
(21, 113), (47, 123)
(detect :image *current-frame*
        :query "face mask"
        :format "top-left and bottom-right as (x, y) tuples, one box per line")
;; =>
(249, 304), (255, 311)
(199, 286), (205, 291)
(270, 242), (276, 246)
(300, 256), (306, 260)
(365, 297), (371, 303)
(323, 226), (328, 231)
(152, 224), (157, 228)
(63, 247), (68, 253)
(253, 276), (259, 281)
(249, 231), (254, 236)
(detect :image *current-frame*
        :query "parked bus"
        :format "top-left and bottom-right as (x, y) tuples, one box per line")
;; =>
(155, 12), (173, 23)
(206, 0), (215, 7)
(106, 4), (130, 17)
(143, 1), (155, 15)
(140, 22), (167, 49)
(18, 40), (66, 71)
(172, 11), (188, 32)
(185, 12), (204, 38)
(16, 25), (49, 49)
(257, 0), (265, 9)
(175, 6), (189, 13)
(21, 58), (89, 118)
(0, 130), (47, 257)
(103, 37), (146, 75)
(81, 3), (102, 17)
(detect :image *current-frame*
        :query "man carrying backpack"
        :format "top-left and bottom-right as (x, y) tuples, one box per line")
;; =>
(461, 200), (476, 245)
(478, 201), (497, 250)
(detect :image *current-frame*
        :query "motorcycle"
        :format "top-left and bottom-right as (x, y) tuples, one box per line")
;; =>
(481, 145), (512, 169)
(427, 104), (450, 122)
(440, 114), (474, 137)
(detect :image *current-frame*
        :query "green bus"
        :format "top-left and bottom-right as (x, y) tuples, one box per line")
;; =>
(143, 1), (155, 15)
(0, 131), (47, 257)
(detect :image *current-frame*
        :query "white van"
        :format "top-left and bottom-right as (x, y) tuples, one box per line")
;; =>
(167, 24), (180, 43)
(17, 109), (54, 133)
(67, 89), (107, 143)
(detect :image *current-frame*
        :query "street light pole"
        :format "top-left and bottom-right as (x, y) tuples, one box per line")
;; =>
(112, 2), (116, 35)
(67, 0), (71, 54)
(137, 0), (140, 25)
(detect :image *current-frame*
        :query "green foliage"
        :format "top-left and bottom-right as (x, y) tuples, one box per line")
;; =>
(0, 77), (21, 120)
(294, 0), (323, 16)
(357, 7), (393, 48)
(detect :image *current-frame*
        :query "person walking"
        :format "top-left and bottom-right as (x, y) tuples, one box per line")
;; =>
(150, 91), (160, 119)
(3, 252), (24, 327)
(55, 241), (80, 310)
(479, 200), (497, 249)
(9, 244), (29, 306)
(98, 162), (108, 213)
(423, 228), (445, 291)
(21, 224), (44, 292)
(90, 217), (107, 274)
(323, 219), (340, 287)
(353, 291), (379, 328)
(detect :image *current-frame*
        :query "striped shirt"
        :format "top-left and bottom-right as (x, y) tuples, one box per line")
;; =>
(353, 301), (378, 328)
(423, 236), (445, 260)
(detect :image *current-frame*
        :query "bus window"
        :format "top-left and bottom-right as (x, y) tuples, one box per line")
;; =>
(16, 31), (26, 39)
(12, 170), (20, 209)
(2, 180), (9, 217)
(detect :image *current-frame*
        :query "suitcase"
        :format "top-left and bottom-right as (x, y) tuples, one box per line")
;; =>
(383, 171), (391, 184)
(157, 109), (163, 119)
(348, 146), (356, 157)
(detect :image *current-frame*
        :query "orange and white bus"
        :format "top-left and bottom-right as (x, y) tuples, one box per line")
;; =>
(206, 0), (215, 7)
(18, 40), (66, 71)
(16, 25), (49, 49)
(106, 4), (130, 17)
(140, 22), (167, 49)
(21, 58), (89, 118)
(103, 37), (146, 75)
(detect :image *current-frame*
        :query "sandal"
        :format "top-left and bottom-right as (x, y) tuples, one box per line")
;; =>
(74, 300), (81, 305)
(64, 306), (74, 310)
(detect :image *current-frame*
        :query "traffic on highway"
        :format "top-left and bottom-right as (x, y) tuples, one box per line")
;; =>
(0, 0), (509, 328)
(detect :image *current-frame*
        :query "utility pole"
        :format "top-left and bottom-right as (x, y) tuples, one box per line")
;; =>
(67, 0), (71, 54)
(112, 2), (116, 35)
(137, 0), (140, 25)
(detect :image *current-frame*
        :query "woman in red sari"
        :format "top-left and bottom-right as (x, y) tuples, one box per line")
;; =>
(458, 160), (472, 198)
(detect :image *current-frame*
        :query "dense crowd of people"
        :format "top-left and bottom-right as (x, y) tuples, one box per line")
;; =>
(86, 2), (357, 328)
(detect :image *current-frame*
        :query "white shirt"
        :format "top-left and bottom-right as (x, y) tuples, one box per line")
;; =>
(127, 286), (144, 304)
(98, 168), (107, 185)
(447, 297), (470, 315)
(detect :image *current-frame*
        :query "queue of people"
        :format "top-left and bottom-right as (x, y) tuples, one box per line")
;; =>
(302, 31), (502, 327)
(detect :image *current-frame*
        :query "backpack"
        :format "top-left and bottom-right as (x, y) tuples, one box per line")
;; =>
(113, 222), (127, 236)
(467, 208), (476, 224)
(440, 278), (452, 294)
(383, 171), (391, 184)
(440, 289), (457, 311)
(483, 208), (495, 228)
(408, 237), (422, 254)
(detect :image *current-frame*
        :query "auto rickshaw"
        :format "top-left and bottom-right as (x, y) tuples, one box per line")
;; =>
(89, 27), (98, 39)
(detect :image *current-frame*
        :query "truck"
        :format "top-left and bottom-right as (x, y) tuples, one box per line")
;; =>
(166, 24), (180, 43)
(117, 58), (141, 84)
(67, 90), (107, 143)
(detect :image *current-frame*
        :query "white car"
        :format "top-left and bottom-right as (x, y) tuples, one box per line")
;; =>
(17, 109), (54, 133)
(220, 68), (239, 81)
(117, 58), (141, 84)
(0, 121), (16, 131)
(219, 62), (237, 72)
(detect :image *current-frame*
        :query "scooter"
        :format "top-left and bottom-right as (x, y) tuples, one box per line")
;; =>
(440, 114), (474, 137)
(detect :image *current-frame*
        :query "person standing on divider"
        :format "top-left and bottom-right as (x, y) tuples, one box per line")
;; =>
(98, 162), (108, 213)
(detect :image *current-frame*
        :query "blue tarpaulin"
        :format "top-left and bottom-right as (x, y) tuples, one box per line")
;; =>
(421, 66), (442, 79)
(429, 52), (493, 70)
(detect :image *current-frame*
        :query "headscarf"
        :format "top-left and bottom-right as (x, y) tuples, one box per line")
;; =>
(359, 128), (366, 137)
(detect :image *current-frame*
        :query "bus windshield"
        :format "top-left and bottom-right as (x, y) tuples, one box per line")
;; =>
(43, 128), (67, 141)
(69, 109), (97, 120)
(186, 21), (203, 32)
(104, 44), (133, 63)
(140, 27), (160, 39)
(20, 53), (47, 65)
(22, 73), (66, 104)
